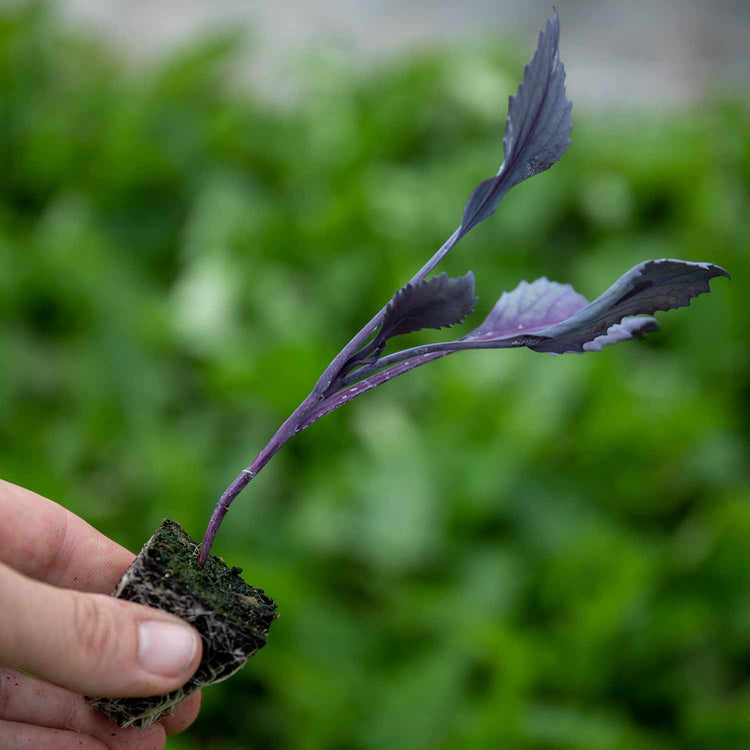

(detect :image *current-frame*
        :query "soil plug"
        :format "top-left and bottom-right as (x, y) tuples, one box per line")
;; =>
(86, 520), (277, 729)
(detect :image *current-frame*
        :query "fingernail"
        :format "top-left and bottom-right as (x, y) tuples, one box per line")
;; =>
(137, 621), (198, 677)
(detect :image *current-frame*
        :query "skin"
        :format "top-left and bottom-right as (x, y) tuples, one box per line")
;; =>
(0, 478), (203, 749)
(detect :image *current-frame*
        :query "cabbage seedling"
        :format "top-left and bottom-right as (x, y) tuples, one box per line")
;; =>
(91, 9), (728, 728)
(197, 9), (728, 565)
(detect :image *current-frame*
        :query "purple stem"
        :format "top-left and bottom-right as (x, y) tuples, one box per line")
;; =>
(299, 350), (451, 432)
(298, 330), (545, 433)
(197, 225), (464, 565)
(311, 227), (462, 395)
(338, 332), (541, 388)
(197, 391), (322, 565)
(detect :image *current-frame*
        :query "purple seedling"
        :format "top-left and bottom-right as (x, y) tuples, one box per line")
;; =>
(197, 10), (728, 566)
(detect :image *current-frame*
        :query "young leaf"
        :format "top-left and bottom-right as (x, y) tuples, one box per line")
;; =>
(528, 259), (729, 354)
(306, 258), (729, 431)
(332, 271), (477, 389)
(461, 259), (729, 354)
(380, 271), (478, 341)
(573, 316), (660, 352)
(459, 8), (572, 239)
(463, 277), (589, 342)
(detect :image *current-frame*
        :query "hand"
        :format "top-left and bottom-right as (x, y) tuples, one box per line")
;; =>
(0, 478), (203, 749)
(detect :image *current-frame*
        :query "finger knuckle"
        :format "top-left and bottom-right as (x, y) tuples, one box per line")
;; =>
(71, 594), (116, 667)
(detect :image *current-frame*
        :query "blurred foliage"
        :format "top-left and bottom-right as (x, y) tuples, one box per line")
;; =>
(1, 2), (749, 748)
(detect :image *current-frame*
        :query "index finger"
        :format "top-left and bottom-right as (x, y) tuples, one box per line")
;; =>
(0, 479), (134, 592)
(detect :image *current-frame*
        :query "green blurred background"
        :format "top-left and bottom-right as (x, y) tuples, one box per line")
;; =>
(0, 2), (748, 748)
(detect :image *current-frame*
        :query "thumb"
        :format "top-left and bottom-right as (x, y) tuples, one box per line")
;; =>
(0, 561), (202, 697)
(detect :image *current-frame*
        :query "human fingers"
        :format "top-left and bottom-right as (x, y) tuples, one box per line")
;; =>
(0, 668), (167, 750)
(0, 720), (107, 750)
(161, 690), (202, 736)
(0, 562), (202, 697)
(0, 478), (135, 592)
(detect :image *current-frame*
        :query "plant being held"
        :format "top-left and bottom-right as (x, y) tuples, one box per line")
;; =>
(197, 9), (729, 566)
(88, 9), (730, 730)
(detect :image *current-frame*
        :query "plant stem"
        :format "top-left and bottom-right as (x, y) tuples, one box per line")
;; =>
(197, 225), (464, 565)
(311, 226), (462, 395)
(299, 350), (452, 432)
(197, 391), (321, 565)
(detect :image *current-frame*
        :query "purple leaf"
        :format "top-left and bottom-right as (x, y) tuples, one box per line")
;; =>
(459, 9), (572, 238)
(576, 316), (660, 352)
(529, 259), (729, 354)
(300, 258), (729, 432)
(380, 271), (478, 341)
(462, 259), (729, 354)
(333, 271), (477, 390)
(463, 277), (588, 343)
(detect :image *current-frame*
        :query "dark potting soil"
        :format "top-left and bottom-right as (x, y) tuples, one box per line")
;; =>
(87, 519), (277, 728)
